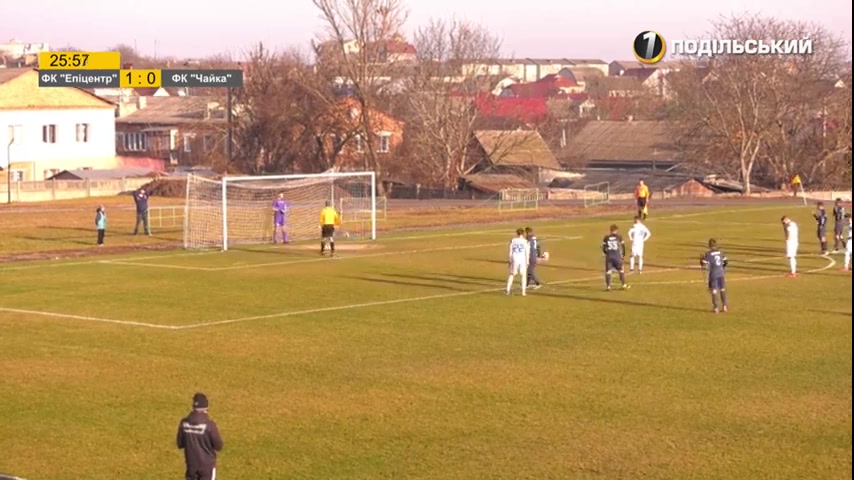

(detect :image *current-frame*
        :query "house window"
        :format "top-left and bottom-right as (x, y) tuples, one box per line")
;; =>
(42, 124), (57, 143)
(76, 123), (90, 142)
(377, 133), (391, 153)
(7, 125), (22, 144)
(354, 134), (364, 153)
(203, 135), (213, 151)
(119, 132), (147, 151)
(183, 134), (195, 153)
(10, 170), (25, 182)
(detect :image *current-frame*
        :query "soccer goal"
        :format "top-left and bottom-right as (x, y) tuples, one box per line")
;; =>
(498, 188), (541, 212)
(583, 182), (611, 208)
(183, 171), (378, 250)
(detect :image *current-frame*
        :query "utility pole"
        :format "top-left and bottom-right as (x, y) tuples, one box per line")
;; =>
(226, 88), (233, 171)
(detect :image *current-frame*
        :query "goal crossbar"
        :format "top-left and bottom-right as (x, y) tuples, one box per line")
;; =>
(184, 171), (378, 251)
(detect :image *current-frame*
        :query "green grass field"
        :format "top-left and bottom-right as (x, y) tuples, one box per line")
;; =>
(0, 204), (851, 480)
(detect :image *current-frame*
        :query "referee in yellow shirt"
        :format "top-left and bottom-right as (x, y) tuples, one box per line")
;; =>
(319, 200), (341, 257)
(635, 180), (650, 220)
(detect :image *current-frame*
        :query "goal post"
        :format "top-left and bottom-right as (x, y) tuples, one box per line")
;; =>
(583, 182), (610, 208)
(183, 171), (378, 251)
(497, 188), (541, 212)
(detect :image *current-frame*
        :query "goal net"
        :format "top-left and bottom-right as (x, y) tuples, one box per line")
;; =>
(183, 171), (377, 250)
(583, 182), (610, 208)
(497, 188), (541, 212)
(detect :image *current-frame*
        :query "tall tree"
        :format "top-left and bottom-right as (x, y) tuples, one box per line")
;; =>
(311, 0), (409, 194)
(406, 18), (503, 189)
(668, 14), (850, 193)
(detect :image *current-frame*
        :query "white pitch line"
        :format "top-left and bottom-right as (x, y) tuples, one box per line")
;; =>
(635, 255), (837, 286)
(0, 267), (678, 330)
(0, 250), (211, 272)
(97, 260), (218, 271)
(0, 307), (180, 330)
(190, 235), (584, 272)
(0, 206), (779, 273)
(173, 268), (684, 330)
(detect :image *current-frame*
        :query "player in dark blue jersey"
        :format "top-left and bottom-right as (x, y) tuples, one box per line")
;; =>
(832, 198), (846, 253)
(602, 224), (629, 291)
(813, 202), (829, 255)
(700, 238), (729, 313)
(525, 227), (543, 290)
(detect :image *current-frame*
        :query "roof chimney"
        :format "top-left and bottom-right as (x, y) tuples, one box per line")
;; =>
(137, 96), (147, 109)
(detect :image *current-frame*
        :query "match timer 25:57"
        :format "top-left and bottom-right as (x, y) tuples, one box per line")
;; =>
(120, 69), (162, 88)
(38, 52), (120, 70)
(633, 31), (666, 64)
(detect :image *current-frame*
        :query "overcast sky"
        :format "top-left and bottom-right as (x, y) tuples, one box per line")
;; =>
(2, 0), (851, 61)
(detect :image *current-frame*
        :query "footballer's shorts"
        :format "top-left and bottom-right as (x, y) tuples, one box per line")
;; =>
(631, 244), (644, 257)
(605, 256), (623, 272)
(185, 466), (216, 480)
(509, 260), (528, 276)
(636, 197), (648, 209)
(321, 224), (335, 239)
(847, 239), (852, 254)
(274, 218), (286, 227)
(835, 223), (845, 236)
(817, 226), (826, 238)
(708, 276), (725, 291)
(786, 242), (799, 258)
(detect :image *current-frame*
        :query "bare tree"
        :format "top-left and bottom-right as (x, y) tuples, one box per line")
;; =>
(405, 18), (504, 189)
(669, 14), (851, 193)
(311, 0), (409, 194)
(759, 23), (850, 188)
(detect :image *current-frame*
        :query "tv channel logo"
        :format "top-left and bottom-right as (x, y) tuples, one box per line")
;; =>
(633, 31), (666, 64)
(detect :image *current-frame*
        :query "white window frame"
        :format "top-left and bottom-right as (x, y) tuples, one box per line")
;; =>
(10, 169), (25, 182)
(8, 125), (23, 144)
(377, 132), (391, 153)
(76, 123), (90, 142)
(42, 124), (57, 144)
(119, 132), (147, 152)
(183, 133), (195, 153)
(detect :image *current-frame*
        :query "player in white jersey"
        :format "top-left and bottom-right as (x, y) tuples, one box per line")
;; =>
(781, 216), (799, 277)
(627, 216), (652, 274)
(844, 213), (852, 272)
(506, 228), (531, 296)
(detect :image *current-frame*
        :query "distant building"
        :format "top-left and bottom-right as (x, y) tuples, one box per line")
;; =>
(0, 39), (49, 58)
(0, 69), (119, 181)
(463, 58), (608, 83)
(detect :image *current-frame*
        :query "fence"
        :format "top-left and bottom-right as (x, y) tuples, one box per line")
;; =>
(0, 178), (152, 203)
(498, 188), (541, 212)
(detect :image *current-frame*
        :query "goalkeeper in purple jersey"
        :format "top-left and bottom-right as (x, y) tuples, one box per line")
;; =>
(272, 193), (290, 244)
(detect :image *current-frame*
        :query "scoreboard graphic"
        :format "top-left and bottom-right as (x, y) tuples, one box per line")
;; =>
(37, 52), (243, 89)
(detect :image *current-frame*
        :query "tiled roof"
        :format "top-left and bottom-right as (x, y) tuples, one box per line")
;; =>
(474, 130), (561, 169)
(568, 58), (607, 65)
(462, 173), (538, 193)
(550, 169), (696, 194)
(595, 76), (645, 91)
(116, 96), (225, 125)
(563, 121), (679, 163)
(48, 168), (161, 180)
(475, 94), (549, 123)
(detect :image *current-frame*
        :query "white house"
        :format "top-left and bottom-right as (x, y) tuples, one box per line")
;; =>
(1, 69), (117, 181)
(0, 39), (50, 58)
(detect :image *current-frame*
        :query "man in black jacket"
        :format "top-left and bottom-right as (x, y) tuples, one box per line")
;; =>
(177, 393), (223, 480)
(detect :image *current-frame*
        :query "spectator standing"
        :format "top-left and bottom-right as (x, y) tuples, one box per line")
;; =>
(95, 205), (107, 247)
(177, 393), (223, 480)
(133, 188), (151, 236)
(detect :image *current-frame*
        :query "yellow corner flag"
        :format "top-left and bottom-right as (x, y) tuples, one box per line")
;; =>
(791, 174), (802, 186)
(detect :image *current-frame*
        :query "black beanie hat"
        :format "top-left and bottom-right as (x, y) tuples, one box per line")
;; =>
(193, 392), (209, 409)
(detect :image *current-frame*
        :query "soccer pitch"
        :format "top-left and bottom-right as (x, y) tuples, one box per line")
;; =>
(0, 204), (851, 480)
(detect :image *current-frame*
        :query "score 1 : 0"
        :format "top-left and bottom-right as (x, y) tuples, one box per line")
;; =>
(119, 69), (162, 88)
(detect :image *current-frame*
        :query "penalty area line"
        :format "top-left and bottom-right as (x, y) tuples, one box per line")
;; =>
(0, 307), (180, 330)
